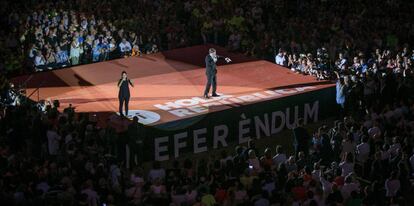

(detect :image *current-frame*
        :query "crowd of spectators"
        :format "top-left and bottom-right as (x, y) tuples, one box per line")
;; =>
(1, 0), (414, 73)
(2, 0), (414, 205)
(2, 81), (414, 205)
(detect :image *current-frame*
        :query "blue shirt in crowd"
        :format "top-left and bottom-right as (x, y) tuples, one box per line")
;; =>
(336, 81), (346, 106)
(56, 50), (69, 63)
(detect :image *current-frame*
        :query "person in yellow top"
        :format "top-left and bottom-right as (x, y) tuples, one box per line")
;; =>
(131, 44), (141, 56)
(200, 188), (216, 206)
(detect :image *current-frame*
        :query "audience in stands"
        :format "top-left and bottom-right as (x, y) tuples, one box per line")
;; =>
(1, 0), (414, 74)
(1, 0), (414, 205)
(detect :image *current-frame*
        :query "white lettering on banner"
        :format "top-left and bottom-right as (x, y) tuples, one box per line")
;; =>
(254, 114), (270, 138)
(228, 97), (244, 103)
(264, 90), (283, 97)
(193, 128), (207, 154)
(274, 89), (297, 94)
(253, 92), (274, 99)
(271, 111), (285, 134)
(154, 102), (182, 110)
(239, 114), (251, 144)
(169, 109), (194, 117)
(238, 95), (260, 102)
(188, 105), (208, 113)
(152, 101), (320, 160)
(174, 132), (187, 158)
(175, 99), (198, 107)
(153, 86), (317, 117)
(304, 101), (319, 124)
(191, 97), (216, 103)
(286, 105), (299, 129)
(213, 125), (228, 149)
(202, 101), (222, 107)
(296, 86), (315, 92)
(154, 136), (169, 161)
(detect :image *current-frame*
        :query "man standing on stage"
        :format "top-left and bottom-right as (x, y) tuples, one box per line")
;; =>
(118, 71), (134, 117)
(204, 48), (231, 98)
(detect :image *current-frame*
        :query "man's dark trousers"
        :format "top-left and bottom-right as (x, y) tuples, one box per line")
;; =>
(204, 73), (217, 95)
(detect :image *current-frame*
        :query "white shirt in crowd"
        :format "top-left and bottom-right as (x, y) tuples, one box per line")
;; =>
(148, 168), (166, 182)
(275, 53), (285, 65)
(34, 55), (46, 66)
(385, 178), (400, 197)
(356, 142), (370, 162)
(119, 41), (132, 52)
(81, 188), (99, 206)
(70, 41), (81, 57)
(47, 129), (61, 155)
(272, 153), (287, 167)
(339, 161), (354, 177)
(319, 175), (333, 196)
(110, 164), (121, 187)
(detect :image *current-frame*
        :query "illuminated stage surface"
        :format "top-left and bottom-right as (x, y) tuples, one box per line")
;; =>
(12, 45), (334, 127)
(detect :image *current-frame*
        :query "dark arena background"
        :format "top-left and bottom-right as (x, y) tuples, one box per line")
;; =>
(1, 0), (414, 206)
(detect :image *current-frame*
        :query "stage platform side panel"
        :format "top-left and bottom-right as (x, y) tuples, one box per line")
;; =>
(139, 86), (336, 161)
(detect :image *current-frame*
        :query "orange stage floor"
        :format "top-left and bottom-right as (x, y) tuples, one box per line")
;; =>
(12, 45), (334, 126)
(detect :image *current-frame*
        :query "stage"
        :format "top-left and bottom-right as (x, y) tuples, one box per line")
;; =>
(12, 45), (336, 160)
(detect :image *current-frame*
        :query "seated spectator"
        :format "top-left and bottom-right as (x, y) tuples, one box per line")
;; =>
(55, 46), (69, 66)
(70, 38), (81, 65)
(119, 38), (132, 57)
(45, 48), (57, 69)
(34, 51), (46, 71)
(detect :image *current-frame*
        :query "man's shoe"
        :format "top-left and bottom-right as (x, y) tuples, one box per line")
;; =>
(203, 94), (210, 99)
(212, 93), (220, 97)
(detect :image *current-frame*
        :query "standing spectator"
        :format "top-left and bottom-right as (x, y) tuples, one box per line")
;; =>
(292, 118), (311, 157)
(92, 42), (101, 62)
(272, 145), (287, 168)
(275, 49), (286, 66)
(127, 116), (145, 168)
(356, 136), (370, 163)
(45, 48), (57, 69)
(335, 71), (347, 113)
(385, 171), (400, 199)
(82, 38), (93, 64)
(34, 51), (46, 71)
(70, 38), (81, 65)
(339, 153), (354, 177)
(81, 180), (99, 206)
(47, 125), (61, 156)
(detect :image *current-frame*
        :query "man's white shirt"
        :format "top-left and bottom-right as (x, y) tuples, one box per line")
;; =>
(275, 53), (285, 65)
(119, 41), (132, 52)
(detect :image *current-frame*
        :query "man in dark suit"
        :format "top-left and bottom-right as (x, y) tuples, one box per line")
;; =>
(204, 48), (231, 98)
